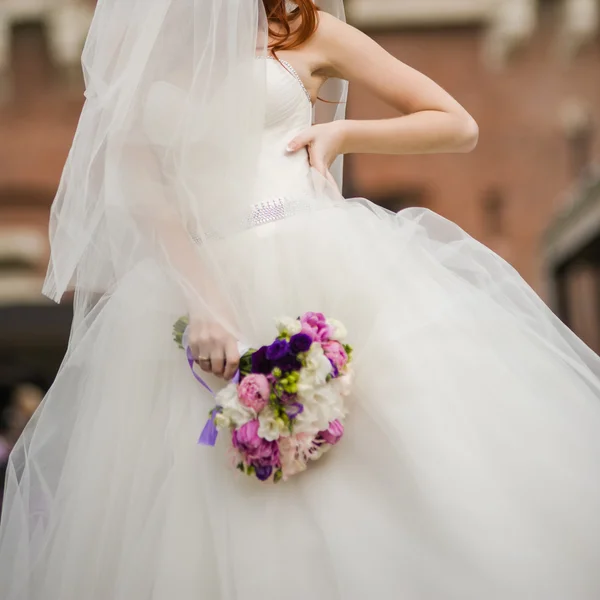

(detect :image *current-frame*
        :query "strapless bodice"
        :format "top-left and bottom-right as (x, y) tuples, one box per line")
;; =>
(143, 57), (326, 235)
(254, 58), (315, 202)
(144, 58), (315, 200)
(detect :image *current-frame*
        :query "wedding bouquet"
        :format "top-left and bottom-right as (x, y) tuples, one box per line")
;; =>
(173, 312), (353, 483)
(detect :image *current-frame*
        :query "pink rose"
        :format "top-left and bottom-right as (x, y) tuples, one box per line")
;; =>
(322, 340), (348, 373)
(237, 374), (270, 413)
(233, 419), (261, 448)
(319, 420), (344, 446)
(300, 323), (317, 341)
(232, 421), (280, 466)
(300, 312), (333, 342)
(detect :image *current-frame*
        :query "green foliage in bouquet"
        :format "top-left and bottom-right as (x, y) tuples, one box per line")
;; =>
(173, 316), (189, 350)
(238, 350), (255, 377)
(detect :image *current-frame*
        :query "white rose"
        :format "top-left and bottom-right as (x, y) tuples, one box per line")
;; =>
(297, 368), (320, 397)
(258, 408), (290, 442)
(292, 404), (321, 436)
(275, 316), (302, 336)
(294, 387), (342, 435)
(304, 344), (333, 385)
(334, 370), (354, 398)
(311, 386), (345, 425)
(217, 383), (253, 427)
(326, 318), (347, 341)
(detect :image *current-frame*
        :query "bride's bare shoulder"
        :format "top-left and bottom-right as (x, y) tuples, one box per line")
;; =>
(314, 9), (351, 41)
(311, 10), (375, 78)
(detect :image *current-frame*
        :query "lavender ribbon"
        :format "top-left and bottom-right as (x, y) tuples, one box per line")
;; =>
(186, 346), (216, 395)
(198, 407), (221, 446)
(186, 346), (220, 446)
(183, 328), (246, 447)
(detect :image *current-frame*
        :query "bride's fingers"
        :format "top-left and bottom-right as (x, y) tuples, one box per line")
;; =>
(307, 147), (329, 179)
(223, 340), (240, 380)
(209, 348), (225, 377)
(288, 129), (336, 185)
(197, 355), (212, 373)
(286, 129), (313, 153)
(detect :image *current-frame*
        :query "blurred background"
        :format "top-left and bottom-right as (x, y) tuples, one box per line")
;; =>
(0, 0), (599, 496)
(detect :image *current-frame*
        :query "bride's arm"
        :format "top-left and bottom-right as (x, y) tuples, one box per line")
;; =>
(116, 137), (240, 379)
(298, 12), (478, 157)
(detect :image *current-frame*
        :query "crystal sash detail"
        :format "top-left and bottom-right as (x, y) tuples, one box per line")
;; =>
(191, 196), (322, 244)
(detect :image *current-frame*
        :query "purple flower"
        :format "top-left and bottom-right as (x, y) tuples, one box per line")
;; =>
(284, 403), (304, 418)
(266, 339), (290, 362)
(275, 353), (302, 372)
(254, 464), (273, 481)
(329, 362), (339, 378)
(261, 339), (301, 371)
(279, 391), (297, 405)
(318, 420), (344, 446)
(251, 346), (271, 374)
(289, 333), (312, 353)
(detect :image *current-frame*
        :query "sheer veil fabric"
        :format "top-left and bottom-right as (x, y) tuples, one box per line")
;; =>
(2, 1), (600, 599)
(43, 0), (347, 331)
(45, 0), (269, 331)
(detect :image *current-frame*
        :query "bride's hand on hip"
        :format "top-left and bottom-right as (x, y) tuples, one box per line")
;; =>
(187, 319), (240, 380)
(287, 121), (347, 185)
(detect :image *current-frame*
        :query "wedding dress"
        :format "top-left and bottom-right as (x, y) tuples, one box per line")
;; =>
(1, 55), (600, 600)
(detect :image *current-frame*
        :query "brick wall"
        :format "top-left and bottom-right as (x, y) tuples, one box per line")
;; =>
(0, 19), (84, 282)
(346, 4), (600, 296)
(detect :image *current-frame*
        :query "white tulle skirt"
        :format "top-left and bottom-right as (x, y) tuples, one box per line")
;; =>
(2, 199), (600, 599)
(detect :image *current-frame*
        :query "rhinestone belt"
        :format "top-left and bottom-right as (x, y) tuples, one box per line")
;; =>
(191, 196), (320, 244)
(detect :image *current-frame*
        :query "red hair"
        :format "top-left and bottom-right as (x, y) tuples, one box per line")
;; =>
(263, 0), (319, 52)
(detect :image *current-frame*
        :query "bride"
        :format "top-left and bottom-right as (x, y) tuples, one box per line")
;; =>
(1, 1), (600, 598)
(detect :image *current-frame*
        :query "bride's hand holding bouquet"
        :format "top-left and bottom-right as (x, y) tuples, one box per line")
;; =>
(186, 316), (241, 380)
